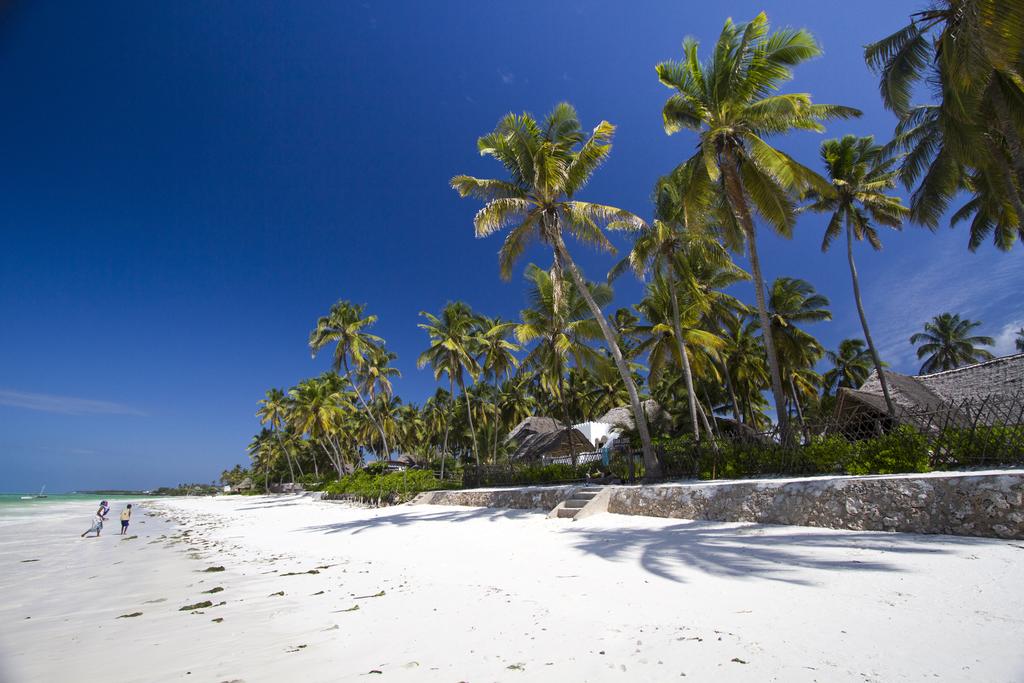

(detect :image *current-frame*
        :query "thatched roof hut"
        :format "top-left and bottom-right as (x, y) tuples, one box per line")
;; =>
(835, 353), (1024, 432)
(597, 400), (673, 432)
(506, 416), (566, 444)
(510, 427), (593, 461)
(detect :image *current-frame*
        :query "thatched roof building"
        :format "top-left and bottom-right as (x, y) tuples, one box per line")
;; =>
(597, 400), (674, 432)
(510, 427), (593, 461)
(506, 416), (566, 443)
(835, 353), (1024, 432)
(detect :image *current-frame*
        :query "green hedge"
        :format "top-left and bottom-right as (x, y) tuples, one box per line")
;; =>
(322, 469), (456, 502)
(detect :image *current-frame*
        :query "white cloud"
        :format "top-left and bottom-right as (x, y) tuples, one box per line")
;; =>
(863, 241), (1022, 373)
(0, 390), (145, 416)
(992, 320), (1024, 356)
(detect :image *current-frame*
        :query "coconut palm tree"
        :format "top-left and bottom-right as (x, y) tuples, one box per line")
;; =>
(288, 375), (353, 477)
(766, 277), (830, 425)
(910, 312), (995, 373)
(418, 302), (483, 467)
(807, 135), (908, 416)
(656, 12), (860, 438)
(516, 264), (609, 464)
(451, 102), (662, 477)
(720, 311), (771, 428)
(865, 1), (1024, 248)
(823, 339), (875, 395)
(476, 316), (521, 462)
(308, 301), (392, 460)
(256, 388), (300, 483)
(634, 274), (725, 432)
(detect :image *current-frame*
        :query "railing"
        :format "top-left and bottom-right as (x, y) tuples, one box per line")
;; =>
(466, 392), (1024, 488)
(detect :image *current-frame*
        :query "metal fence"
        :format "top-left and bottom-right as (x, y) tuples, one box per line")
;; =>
(465, 393), (1024, 488)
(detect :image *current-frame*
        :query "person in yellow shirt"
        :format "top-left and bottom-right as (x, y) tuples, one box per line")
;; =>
(119, 504), (132, 535)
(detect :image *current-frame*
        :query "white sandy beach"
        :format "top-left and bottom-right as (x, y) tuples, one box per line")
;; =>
(1, 495), (1022, 682)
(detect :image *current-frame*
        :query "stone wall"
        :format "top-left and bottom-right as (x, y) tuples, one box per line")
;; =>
(413, 485), (578, 511)
(607, 471), (1024, 539)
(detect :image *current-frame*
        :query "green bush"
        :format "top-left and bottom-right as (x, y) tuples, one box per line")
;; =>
(323, 469), (456, 502)
(933, 425), (1024, 468)
(846, 425), (931, 475)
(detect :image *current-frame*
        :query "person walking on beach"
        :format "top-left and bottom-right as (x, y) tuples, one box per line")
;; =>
(80, 500), (110, 538)
(119, 503), (132, 535)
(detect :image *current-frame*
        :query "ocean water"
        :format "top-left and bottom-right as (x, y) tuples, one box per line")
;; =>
(0, 493), (149, 527)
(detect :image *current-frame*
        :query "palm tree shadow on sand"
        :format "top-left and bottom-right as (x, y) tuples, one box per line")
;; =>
(298, 507), (991, 585)
(563, 520), (987, 585)
(300, 506), (539, 536)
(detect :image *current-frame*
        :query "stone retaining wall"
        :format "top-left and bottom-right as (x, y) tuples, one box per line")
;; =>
(607, 471), (1024, 539)
(413, 485), (578, 511)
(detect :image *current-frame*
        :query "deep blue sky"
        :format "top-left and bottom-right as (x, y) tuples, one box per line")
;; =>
(1, 1), (1020, 492)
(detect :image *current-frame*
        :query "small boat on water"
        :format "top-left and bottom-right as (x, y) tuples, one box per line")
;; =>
(20, 485), (47, 500)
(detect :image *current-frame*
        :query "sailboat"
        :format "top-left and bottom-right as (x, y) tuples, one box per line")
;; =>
(20, 485), (47, 500)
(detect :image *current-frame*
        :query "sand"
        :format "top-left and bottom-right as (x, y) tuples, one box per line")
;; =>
(1, 494), (1022, 682)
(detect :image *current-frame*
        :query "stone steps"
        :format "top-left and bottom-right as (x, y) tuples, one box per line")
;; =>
(555, 486), (605, 519)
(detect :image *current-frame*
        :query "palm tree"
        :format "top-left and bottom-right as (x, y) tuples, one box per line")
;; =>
(516, 264), (609, 464)
(823, 339), (874, 395)
(418, 302), (483, 467)
(1016, 328), (1024, 353)
(612, 217), (716, 439)
(808, 135), (908, 416)
(910, 313), (995, 373)
(451, 102), (662, 477)
(720, 311), (770, 428)
(766, 277), (830, 425)
(634, 273), (725, 435)
(865, 2), (1024, 249)
(288, 375), (353, 477)
(256, 388), (300, 483)
(476, 316), (520, 462)
(309, 301), (392, 460)
(656, 12), (860, 438)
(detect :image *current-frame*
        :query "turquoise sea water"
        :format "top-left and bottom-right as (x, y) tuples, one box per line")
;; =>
(0, 493), (148, 514)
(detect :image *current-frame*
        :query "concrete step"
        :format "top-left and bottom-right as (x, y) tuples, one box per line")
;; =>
(573, 492), (597, 501)
(579, 487), (603, 494)
(565, 499), (589, 509)
(556, 507), (579, 519)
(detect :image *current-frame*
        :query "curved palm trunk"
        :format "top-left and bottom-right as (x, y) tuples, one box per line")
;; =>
(458, 375), (480, 467)
(720, 148), (790, 442)
(440, 376), (454, 480)
(551, 233), (661, 479)
(492, 388), (501, 465)
(720, 357), (743, 423)
(274, 432), (296, 484)
(667, 279), (701, 440)
(342, 358), (391, 462)
(846, 225), (895, 418)
(557, 367), (578, 467)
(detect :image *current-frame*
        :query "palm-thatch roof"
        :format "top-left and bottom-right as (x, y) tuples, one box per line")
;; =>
(510, 427), (593, 461)
(835, 353), (1024, 430)
(506, 416), (566, 444)
(596, 400), (673, 432)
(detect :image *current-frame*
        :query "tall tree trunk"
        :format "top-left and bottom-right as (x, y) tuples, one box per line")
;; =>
(342, 360), (391, 462)
(557, 365), (578, 466)
(459, 376), (480, 467)
(846, 224), (896, 417)
(551, 232), (661, 479)
(492, 388), (501, 465)
(668, 278), (701, 440)
(788, 375), (806, 429)
(700, 388), (720, 438)
(720, 357), (743, 423)
(441, 376), (454, 480)
(720, 147), (790, 442)
(274, 432), (296, 484)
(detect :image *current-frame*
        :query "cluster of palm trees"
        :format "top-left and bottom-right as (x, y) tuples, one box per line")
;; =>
(244, 7), (1020, 485)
